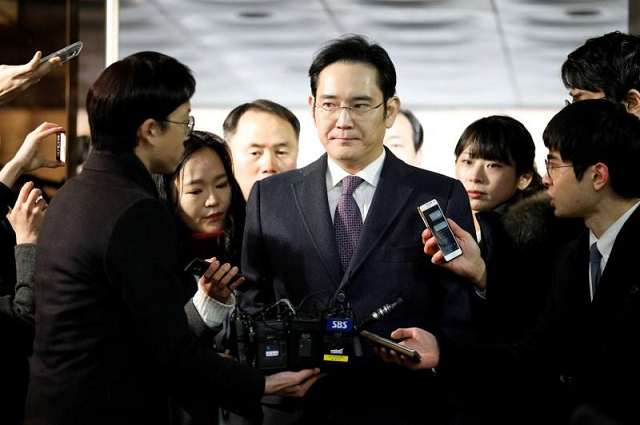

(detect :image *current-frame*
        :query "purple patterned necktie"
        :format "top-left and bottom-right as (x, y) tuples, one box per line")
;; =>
(334, 176), (364, 271)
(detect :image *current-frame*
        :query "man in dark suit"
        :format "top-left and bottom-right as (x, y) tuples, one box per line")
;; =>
(240, 34), (476, 424)
(380, 99), (640, 424)
(24, 51), (320, 425)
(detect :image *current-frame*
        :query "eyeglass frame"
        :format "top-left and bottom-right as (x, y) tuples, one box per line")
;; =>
(162, 115), (195, 136)
(544, 158), (574, 179)
(313, 99), (385, 118)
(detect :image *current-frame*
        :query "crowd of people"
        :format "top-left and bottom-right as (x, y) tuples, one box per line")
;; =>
(0, 30), (638, 425)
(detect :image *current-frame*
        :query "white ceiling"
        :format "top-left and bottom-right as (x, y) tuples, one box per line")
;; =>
(118, 0), (628, 109)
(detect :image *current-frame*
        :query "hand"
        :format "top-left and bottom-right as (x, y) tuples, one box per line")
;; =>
(264, 368), (325, 397)
(422, 218), (487, 289)
(375, 327), (439, 371)
(0, 51), (62, 103)
(0, 122), (66, 190)
(14, 122), (66, 172)
(8, 181), (47, 244)
(199, 257), (245, 303)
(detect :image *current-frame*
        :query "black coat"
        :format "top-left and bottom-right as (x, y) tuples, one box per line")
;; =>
(476, 191), (583, 343)
(25, 151), (264, 425)
(461, 192), (583, 423)
(445, 206), (640, 424)
(0, 181), (35, 425)
(240, 149), (477, 424)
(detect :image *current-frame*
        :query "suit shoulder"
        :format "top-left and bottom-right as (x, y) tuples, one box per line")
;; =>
(257, 157), (324, 189)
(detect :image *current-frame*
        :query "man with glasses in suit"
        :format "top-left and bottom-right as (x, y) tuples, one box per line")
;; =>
(240, 34), (476, 424)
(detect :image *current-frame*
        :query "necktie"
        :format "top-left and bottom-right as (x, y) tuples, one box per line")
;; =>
(590, 242), (602, 296)
(334, 176), (364, 271)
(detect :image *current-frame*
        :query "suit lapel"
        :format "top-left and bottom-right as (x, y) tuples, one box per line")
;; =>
(291, 155), (343, 286)
(592, 206), (640, 312)
(347, 153), (415, 277)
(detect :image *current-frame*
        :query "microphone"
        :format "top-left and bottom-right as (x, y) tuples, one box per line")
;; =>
(354, 296), (403, 331)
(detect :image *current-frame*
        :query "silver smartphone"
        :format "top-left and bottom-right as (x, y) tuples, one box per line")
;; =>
(417, 199), (462, 262)
(39, 41), (83, 65)
(56, 132), (67, 163)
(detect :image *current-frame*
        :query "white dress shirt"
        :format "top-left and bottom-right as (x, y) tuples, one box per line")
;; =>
(326, 150), (386, 222)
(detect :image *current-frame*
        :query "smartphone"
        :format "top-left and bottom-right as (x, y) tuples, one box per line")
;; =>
(359, 330), (421, 363)
(56, 132), (67, 163)
(184, 258), (210, 277)
(39, 41), (83, 65)
(417, 199), (462, 262)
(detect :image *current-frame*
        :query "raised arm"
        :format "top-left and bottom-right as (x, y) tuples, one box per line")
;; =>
(422, 218), (488, 290)
(0, 51), (62, 103)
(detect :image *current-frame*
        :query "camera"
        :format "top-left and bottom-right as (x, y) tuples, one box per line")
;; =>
(230, 294), (402, 373)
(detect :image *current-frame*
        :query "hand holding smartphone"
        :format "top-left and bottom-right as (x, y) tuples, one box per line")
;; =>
(360, 330), (421, 363)
(39, 41), (83, 65)
(56, 132), (67, 163)
(184, 258), (211, 277)
(417, 199), (462, 262)
(184, 257), (244, 289)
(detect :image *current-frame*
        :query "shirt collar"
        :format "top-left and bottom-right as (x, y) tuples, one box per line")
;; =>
(326, 149), (386, 189)
(589, 200), (640, 259)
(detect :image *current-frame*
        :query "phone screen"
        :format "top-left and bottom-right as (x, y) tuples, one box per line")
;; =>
(56, 132), (67, 163)
(418, 201), (462, 261)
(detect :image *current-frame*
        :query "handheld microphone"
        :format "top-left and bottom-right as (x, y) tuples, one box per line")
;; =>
(355, 296), (403, 331)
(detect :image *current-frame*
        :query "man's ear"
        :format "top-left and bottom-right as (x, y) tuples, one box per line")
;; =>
(625, 89), (640, 116)
(137, 118), (159, 147)
(308, 95), (317, 123)
(591, 162), (609, 191)
(385, 96), (401, 129)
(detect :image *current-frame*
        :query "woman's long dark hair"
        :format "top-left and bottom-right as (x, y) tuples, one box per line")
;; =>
(164, 130), (245, 263)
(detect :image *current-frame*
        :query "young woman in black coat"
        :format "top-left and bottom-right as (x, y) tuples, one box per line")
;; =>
(163, 130), (249, 424)
(453, 116), (581, 423)
(164, 130), (246, 304)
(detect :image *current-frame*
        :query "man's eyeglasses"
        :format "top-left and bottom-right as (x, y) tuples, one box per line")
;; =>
(162, 115), (195, 136)
(544, 159), (573, 179)
(314, 100), (384, 118)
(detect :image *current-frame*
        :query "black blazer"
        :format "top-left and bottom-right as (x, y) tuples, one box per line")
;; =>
(530, 205), (640, 423)
(25, 151), (264, 425)
(449, 206), (640, 424)
(476, 192), (583, 343)
(240, 150), (476, 424)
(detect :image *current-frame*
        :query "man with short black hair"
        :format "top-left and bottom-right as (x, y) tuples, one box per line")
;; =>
(381, 99), (640, 424)
(562, 31), (640, 117)
(25, 52), (320, 425)
(240, 34), (475, 424)
(223, 99), (300, 199)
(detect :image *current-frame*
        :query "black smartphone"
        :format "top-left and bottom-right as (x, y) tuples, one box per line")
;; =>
(40, 41), (83, 65)
(359, 330), (421, 363)
(417, 199), (462, 262)
(184, 258), (210, 277)
(56, 132), (67, 162)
